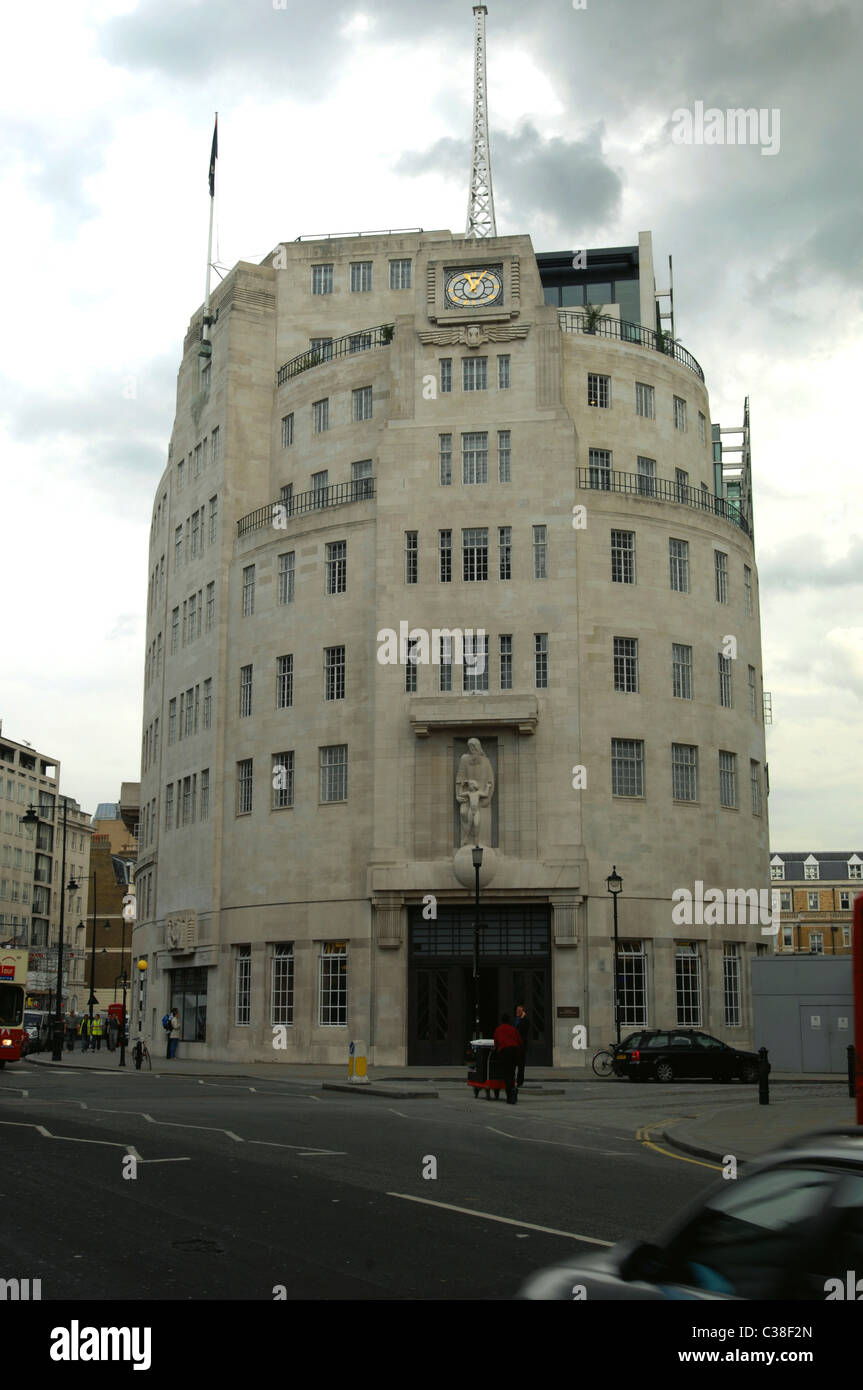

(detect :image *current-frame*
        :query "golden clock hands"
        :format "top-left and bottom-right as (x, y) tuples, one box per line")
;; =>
(463, 271), (487, 293)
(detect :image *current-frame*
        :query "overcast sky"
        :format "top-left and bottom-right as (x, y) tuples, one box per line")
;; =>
(1, 0), (860, 848)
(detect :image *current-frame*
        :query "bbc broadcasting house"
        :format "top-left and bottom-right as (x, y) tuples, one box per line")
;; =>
(132, 227), (769, 1066)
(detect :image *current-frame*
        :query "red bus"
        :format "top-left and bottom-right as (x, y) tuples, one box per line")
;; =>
(0, 949), (28, 1067)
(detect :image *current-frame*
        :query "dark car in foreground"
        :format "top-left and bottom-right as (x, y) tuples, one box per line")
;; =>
(612, 1028), (764, 1083)
(21, 1010), (50, 1056)
(517, 1128), (863, 1300)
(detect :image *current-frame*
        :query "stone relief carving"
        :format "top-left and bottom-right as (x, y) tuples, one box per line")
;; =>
(455, 738), (495, 847)
(418, 323), (530, 348)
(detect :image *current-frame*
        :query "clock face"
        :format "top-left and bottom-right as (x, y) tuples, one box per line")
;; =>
(445, 265), (503, 309)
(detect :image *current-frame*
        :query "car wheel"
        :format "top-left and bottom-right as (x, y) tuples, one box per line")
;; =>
(740, 1061), (759, 1084)
(654, 1060), (675, 1083)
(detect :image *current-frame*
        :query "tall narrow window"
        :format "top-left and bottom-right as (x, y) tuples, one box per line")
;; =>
(669, 538), (689, 592)
(744, 565), (753, 616)
(235, 945), (251, 1024)
(311, 470), (328, 503)
(326, 541), (347, 595)
(272, 944), (294, 1026)
(206, 583), (215, 632)
(439, 433), (453, 486)
(171, 607), (179, 653)
(611, 530), (635, 583)
(672, 744), (698, 801)
(311, 264), (333, 294)
(675, 944), (701, 1026)
(242, 565), (256, 617)
(237, 760), (253, 816)
(352, 386), (373, 421)
(165, 783), (174, 829)
(440, 359), (452, 394)
(313, 399), (328, 433)
(723, 944), (741, 1026)
(498, 429), (511, 482)
(203, 678), (212, 729)
(277, 655), (293, 709)
(533, 525), (547, 579)
(674, 468), (689, 502)
(750, 760), (762, 815)
(240, 664), (253, 718)
(405, 531), (418, 584)
(698, 411), (707, 445)
(281, 413), (294, 448)
(587, 373), (610, 408)
(324, 647), (346, 701)
(279, 552), (295, 605)
(191, 510), (200, 555)
(672, 643), (693, 699)
(748, 665), (757, 718)
(440, 530), (452, 583)
(535, 633), (548, 689)
(273, 751), (295, 809)
(320, 746), (348, 802)
(174, 525), (183, 569)
(350, 260), (372, 292)
(201, 771), (210, 820)
(714, 550), (729, 603)
(462, 528), (488, 581)
(211, 427), (220, 466)
(462, 357), (488, 391)
(352, 458), (373, 498)
(498, 526), (511, 580)
(613, 637), (638, 693)
(588, 448), (611, 490)
(462, 432), (488, 484)
(719, 751), (737, 808)
(405, 638), (419, 693)
(499, 634), (513, 690)
(319, 942), (348, 1024)
(635, 382), (655, 418)
(389, 259), (412, 289)
(612, 739), (644, 797)
(497, 354), (510, 389)
(673, 396), (687, 431)
(718, 654), (732, 708)
(439, 635), (452, 692)
(636, 456), (656, 497)
(463, 633), (489, 693)
(168, 699), (177, 745)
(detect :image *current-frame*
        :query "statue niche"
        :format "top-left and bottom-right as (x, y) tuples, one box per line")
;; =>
(455, 737), (495, 848)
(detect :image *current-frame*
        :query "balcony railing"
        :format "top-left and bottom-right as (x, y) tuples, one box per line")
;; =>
(559, 312), (704, 381)
(237, 477), (376, 538)
(576, 467), (751, 536)
(276, 325), (394, 388)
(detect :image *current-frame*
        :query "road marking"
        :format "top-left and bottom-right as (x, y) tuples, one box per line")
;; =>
(486, 1125), (629, 1157)
(388, 1108), (408, 1118)
(246, 1139), (345, 1155)
(140, 1113), (244, 1141)
(636, 1122), (722, 1171)
(126, 1146), (143, 1161)
(386, 1193), (614, 1246)
(139, 1157), (191, 1164)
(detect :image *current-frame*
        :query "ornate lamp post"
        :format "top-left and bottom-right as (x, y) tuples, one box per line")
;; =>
(472, 845), (484, 1039)
(119, 880), (136, 1068)
(606, 866), (623, 1045)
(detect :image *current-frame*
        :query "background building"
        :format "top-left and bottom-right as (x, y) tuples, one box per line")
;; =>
(770, 851), (861, 955)
(133, 222), (770, 1064)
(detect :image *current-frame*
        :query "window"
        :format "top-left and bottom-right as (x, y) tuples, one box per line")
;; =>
(389, 259), (412, 289)
(588, 448), (611, 490)
(313, 399), (329, 434)
(200, 769), (209, 821)
(439, 433), (452, 486)
(463, 633), (489, 693)
(312, 470), (328, 504)
(279, 552), (295, 605)
(320, 746), (348, 803)
(587, 373), (610, 408)
(168, 699), (177, 745)
(781, 927), (794, 950)
(843, 925), (851, 945)
(237, 760), (253, 816)
(714, 550), (729, 603)
(319, 942), (347, 1024)
(808, 892), (820, 911)
(311, 339), (334, 366)
(242, 565), (255, 617)
(533, 525), (547, 579)
(462, 357), (488, 391)
(498, 354), (510, 389)
(809, 931), (823, 954)
(240, 664), (253, 718)
(182, 775), (194, 826)
(177, 459), (185, 492)
(211, 427), (220, 466)
(770, 862), (785, 881)
(698, 411), (707, 445)
(719, 751), (737, 808)
(324, 646), (346, 701)
(498, 526), (511, 580)
(206, 582), (215, 632)
(673, 396), (687, 431)
(722, 943), (741, 1026)
(165, 784), (174, 829)
(184, 686), (195, 737)
(405, 638), (419, 694)
(440, 530), (452, 583)
(750, 760), (762, 815)
(744, 565), (753, 616)
(440, 359), (452, 394)
(804, 862), (819, 880)
(439, 635), (452, 693)
(235, 945), (251, 1025)
(181, 600), (188, 647)
(637, 455), (656, 497)
(499, 634), (513, 690)
(635, 382), (655, 419)
(462, 528), (488, 581)
(273, 751), (294, 809)
(462, 431), (488, 484)
(748, 666), (757, 718)
(405, 532), (418, 585)
(841, 891), (851, 909)
(613, 637), (638, 693)
(674, 468), (689, 502)
(203, 678), (212, 729)
(281, 413), (294, 448)
(718, 654), (733, 708)
(850, 862), (863, 880)
(194, 442), (202, 477)
(535, 633), (548, 689)
(779, 891), (792, 912)
(277, 655), (293, 710)
(352, 386), (373, 421)
(191, 510), (200, 556)
(612, 739), (644, 797)
(171, 607), (180, 654)
(174, 524), (183, 569)
(312, 264), (333, 294)
(611, 530), (635, 583)
(675, 945), (701, 1026)
(352, 458), (373, 498)
(326, 541), (347, 595)
(672, 744), (698, 802)
(271, 944), (294, 1025)
(672, 643), (693, 699)
(498, 430), (511, 482)
(350, 260), (372, 292)
(617, 941), (647, 1027)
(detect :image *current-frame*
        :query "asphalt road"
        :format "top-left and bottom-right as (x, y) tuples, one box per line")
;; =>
(0, 1064), (783, 1301)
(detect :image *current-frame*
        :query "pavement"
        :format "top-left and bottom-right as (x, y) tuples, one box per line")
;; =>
(24, 1048), (859, 1165)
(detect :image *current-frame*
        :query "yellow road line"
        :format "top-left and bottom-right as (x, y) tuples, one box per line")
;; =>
(636, 1121), (722, 1171)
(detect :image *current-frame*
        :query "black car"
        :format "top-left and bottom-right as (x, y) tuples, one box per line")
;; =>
(612, 1028), (764, 1083)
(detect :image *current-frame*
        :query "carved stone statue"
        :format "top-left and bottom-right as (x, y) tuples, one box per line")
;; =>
(455, 738), (495, 847)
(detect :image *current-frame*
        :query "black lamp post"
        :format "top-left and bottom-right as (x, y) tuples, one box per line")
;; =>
(606, 866), (623, 1045)
(22, 800), (77, 1060)
(472, 845), (484, 1039)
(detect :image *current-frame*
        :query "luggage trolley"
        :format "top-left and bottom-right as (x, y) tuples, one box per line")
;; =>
(467, 1039), (506, 1100)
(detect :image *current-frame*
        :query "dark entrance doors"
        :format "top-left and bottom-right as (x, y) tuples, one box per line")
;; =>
(407, 905), (551, 1066)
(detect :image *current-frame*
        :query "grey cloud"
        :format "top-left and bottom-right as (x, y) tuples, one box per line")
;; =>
(759, 535), (863, 592)
(0, 118), (109, 228)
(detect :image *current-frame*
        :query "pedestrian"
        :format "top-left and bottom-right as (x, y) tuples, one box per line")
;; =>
(65, 1017), (75, 1052)
(79, 1016), (90, 1052)
(515, 1004), (529, 1087)
(168, 1007), (180, 1060)
(90, 1013), (103, 1052)
(493, 1012), (523, 1105)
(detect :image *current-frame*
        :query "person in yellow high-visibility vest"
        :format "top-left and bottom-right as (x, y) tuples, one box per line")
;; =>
(78, 1016), (91, 1053)
(90, 1014), (103, 1052)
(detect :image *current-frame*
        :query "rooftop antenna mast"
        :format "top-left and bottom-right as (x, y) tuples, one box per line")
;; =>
(466, 4), (496, 238)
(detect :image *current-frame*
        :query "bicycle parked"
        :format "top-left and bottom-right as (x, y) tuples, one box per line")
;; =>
(132, 1039), (152, 1071)
(591, 1047), (617, 1077)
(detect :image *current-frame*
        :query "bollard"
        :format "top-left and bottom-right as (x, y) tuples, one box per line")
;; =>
(758, 1046), (770, 1106)
(849, 1044), (856, 1101)
(348, 1039), (370, 1085)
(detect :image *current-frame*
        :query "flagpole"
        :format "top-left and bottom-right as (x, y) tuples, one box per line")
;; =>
(201, 112), (218, 356)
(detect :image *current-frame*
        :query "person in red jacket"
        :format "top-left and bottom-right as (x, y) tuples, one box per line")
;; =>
(493, 1014), (523, 1104)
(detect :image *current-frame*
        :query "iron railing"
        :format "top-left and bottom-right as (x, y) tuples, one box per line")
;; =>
(276, 325), (394, 387)
(576, 467), (751, 536)
(237, 477), (376, 538)
(559, 312), (705, 381)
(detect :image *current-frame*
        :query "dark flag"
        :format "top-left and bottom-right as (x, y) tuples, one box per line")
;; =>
(208, 115), (218, 197)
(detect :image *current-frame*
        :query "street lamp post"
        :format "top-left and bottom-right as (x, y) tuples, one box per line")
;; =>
(606, 866), (623, 1046)
(118, 879), (136, 1069)
(472, 845), (484, 1039)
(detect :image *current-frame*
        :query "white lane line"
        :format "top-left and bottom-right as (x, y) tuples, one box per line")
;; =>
(140, 1113), (243, 1140)
(388, 1108), (408, 1118)
(486, 1124), (629, 1157)
(139, 1157), (192, 1164)
(386, 1193), (614, 1247)
(246, 1139), (345, 1154)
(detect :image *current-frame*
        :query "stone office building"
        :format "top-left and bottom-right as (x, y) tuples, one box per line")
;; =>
(133, 227), (770, 1065)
